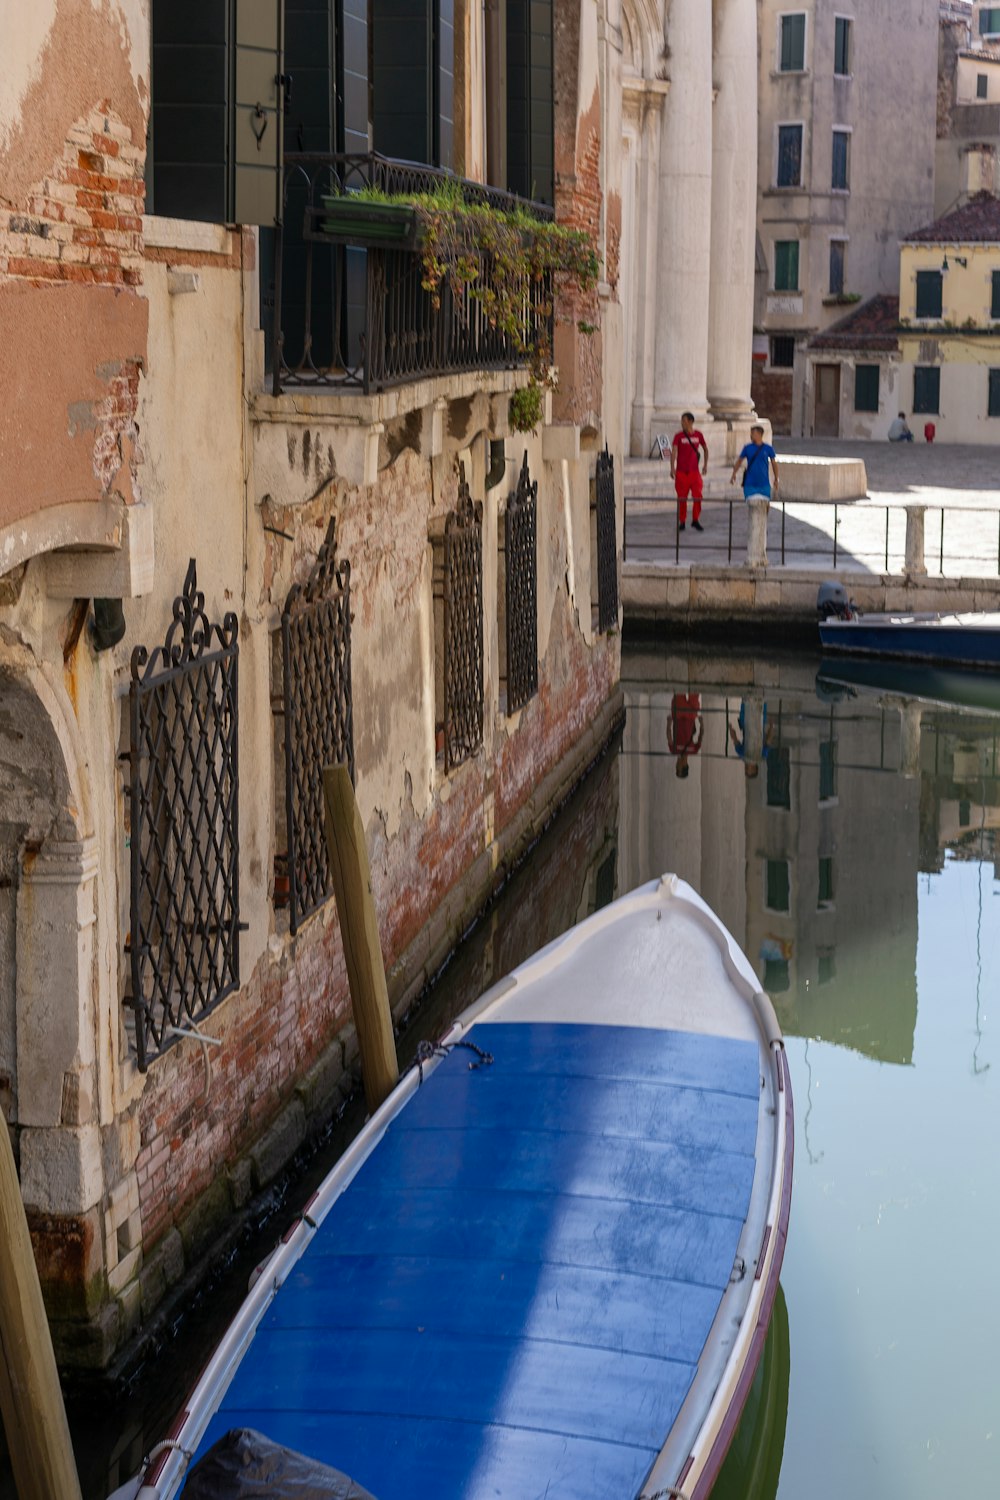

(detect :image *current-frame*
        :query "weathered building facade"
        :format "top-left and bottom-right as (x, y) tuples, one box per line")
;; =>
(754, 0), (938, 435)
(937, 1), (1000, 217)
(0, 0), (629, 1370)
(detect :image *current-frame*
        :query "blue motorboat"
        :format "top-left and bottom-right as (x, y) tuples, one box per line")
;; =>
(818, 609), (1000, 668)
(116, 877), (792, 1500)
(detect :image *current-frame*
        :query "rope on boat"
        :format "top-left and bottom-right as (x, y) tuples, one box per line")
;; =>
(414, 1037), (494, 1084)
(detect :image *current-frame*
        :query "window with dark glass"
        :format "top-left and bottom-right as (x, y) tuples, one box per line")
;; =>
(989, 369), (1000, 417)
(832, 130), (850, 190)
(978, 73), (989, 99)
(915, 270), (943, 319)
(830, 239), (846, 294)
(771, 335), (796, 367)
(775, 240), (800, 291)
(766, 859), (791, 913)
(780, 13), (806, 71)
(992, 269), (1000, 319)
(777, 124), (804, 186)
(818, 857), (835, 907)
(764, 957), (790, 994)
(834, 16), (851, 75)
(506, 0), (554, 205)
(981, 8), (1000, 37)
(819, 738), (837, 800)
(818, 949), (836, 985)
(767, 747), (792, 810)
(913, 366), (941, 414)
(854, 364), (879, 413)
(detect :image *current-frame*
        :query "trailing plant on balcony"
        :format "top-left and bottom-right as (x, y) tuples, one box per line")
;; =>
(349, 180), (600, 387)
(509, 385), (544, 433)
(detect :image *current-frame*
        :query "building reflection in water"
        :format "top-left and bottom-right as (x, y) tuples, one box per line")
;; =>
(621, 646), (1000, 1067)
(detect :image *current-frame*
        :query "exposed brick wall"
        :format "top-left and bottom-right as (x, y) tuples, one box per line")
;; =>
(752, 368), (794, 436)
(0, 101), (147, 518)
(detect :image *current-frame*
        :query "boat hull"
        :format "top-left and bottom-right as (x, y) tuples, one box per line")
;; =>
(122, 877), (792, 1500)
(819, 613), (1000, 668)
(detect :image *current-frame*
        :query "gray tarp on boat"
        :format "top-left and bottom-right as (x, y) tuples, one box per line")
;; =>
(183, 1429), (377, 1499)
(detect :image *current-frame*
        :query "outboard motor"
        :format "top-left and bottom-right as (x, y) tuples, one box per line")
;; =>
(817, 580), (857, 621)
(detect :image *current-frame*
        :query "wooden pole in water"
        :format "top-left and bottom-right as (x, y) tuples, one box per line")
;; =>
(0, 1120), (83, 1500)
(323, 764), (399, 1112)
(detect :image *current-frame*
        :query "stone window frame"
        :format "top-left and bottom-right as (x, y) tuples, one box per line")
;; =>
(776, 11), (808, 74)
(831, 126), (851, 193)
(833, 15), (853, 78)
(774, 121), (805, 189)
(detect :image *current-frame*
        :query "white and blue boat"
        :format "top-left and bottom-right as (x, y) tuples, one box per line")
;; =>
(118, 876), (792, 1500)
(818, 610), (1000, 668)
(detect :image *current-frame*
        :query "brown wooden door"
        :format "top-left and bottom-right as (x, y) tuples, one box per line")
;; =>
(814, 363), (841, 437)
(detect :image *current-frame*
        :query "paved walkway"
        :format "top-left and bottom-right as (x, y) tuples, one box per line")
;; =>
(624, 440), (1000, 578)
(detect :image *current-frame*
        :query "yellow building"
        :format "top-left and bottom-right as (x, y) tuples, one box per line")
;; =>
(804, 191), (1000, 440)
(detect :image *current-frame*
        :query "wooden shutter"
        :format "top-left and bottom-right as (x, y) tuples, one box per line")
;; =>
(150, 2), (231, 221)
(339, 0), (370, 153)
(233, 0), (284, 225)
(436, 0), (455, 170)
(506, 0), (553, 204)
(372, 0), (433, 162)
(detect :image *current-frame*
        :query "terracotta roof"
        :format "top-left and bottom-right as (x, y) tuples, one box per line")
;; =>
(808, 295), (900, 352)
(903, 192), (1000, 243)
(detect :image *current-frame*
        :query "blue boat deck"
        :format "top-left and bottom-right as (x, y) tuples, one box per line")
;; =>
(186, 1021), (761, 1500)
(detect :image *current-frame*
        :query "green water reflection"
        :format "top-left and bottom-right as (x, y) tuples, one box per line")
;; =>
(622, 644), (1000, 1498)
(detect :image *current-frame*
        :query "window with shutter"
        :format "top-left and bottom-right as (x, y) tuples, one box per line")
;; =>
(780, 14), (806, 71)
(992, 270), (1000, 319)
(829, 239), (846, 294)
(506, 0), (554, 204)
(854, 365), (879, 413)
(915, 270), (943, 319)
(832, 130), (850, 191)
(913, 366), (940, 414)
(981, 8), (1000, 37)
(372, 0), (454, 168)
(149, 0), (283, 226)
(774, 241), (799, 291)
(834, 17), (851, 76)
(989, 369), (1000, 417)
(978, 73), (989, 99)
(777, 124), (803, 187)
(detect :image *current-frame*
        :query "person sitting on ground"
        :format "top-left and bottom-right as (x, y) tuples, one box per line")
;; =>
(669, 413), (709, 532)
(888, 412), (914, 443)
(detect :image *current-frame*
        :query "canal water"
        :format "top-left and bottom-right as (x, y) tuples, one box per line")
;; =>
(4, 640), (999, 1498)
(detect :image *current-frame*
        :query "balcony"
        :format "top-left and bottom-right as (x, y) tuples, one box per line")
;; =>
(272, 153), (555, 397)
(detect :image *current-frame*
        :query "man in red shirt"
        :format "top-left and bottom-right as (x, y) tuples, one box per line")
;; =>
(669, 412), (709, 531)
(667, 692), (703, 778)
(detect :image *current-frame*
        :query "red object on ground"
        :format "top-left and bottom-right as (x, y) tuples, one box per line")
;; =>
(924, 422), (936, 442)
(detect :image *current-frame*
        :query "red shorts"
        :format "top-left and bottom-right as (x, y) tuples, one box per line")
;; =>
(675, 470), (703, 500)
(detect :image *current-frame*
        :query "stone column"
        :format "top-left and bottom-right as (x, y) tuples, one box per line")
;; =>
(904, 506), (927, 576)
(746, 498), (770, 567)
(651, 0), (714, 429)
(707, 0), (758, 422)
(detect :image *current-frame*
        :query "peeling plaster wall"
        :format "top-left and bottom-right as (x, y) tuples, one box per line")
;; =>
(0, 0), (149, 543)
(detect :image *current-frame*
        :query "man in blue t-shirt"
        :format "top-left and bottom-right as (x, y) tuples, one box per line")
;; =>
(730, 425), (779, 499)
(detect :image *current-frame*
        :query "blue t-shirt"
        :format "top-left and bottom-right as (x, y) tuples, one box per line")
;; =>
(739, 442), (776, 497)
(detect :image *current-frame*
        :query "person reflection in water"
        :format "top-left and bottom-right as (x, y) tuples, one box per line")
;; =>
(729, 697), (772, 779)
(668, 692), (703, 779)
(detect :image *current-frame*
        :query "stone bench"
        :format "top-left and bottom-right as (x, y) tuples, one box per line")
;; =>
(777, 455), (867, 502)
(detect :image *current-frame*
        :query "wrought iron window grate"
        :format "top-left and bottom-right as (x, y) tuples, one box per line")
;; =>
(279, 518), (355, 934)
(126, 561), (240, 1072)
(444, 466), (484, 771)
(504, 452), (539, 713)
(595, 446), (619, 633)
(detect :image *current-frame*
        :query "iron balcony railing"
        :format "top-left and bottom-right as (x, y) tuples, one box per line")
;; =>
(273, 152), (554, 396)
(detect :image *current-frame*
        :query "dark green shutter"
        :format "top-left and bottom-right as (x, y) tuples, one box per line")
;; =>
(372, 0), (433, 162)
(506, 0), (553, 204)
(913, 366), (940, 414)
(854, 365), (879, 413)
(775, 241), (799, 292)
(436, 0), (455, 170)
(150, 2), (231, 221)
(915, 271), (942, 319)
(780, 13), (805, 71)
(991, 270), (1000, 321)
(834, 17), (850, 75)
(989, 369), (1000, 418)
(339, 0), (370, 153)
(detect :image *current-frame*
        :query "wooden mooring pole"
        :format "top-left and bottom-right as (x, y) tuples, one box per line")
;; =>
(323, 764), (399, 1112)
(0, 1120), (83, 1500)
